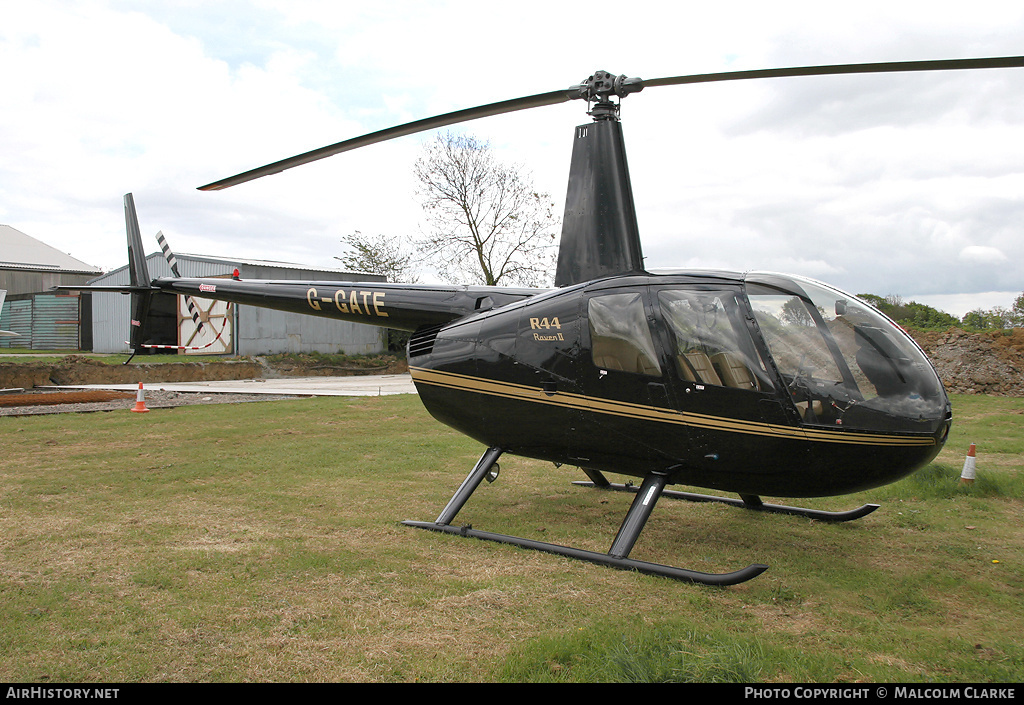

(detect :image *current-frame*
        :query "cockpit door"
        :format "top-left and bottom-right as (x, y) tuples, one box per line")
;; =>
(572, 285), (685, 469)
(647, 284), (792, 466)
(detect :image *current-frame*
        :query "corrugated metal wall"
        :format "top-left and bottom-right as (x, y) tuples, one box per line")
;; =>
(88, 253), (225, 354)
(89, 253), (387, 355)
(0, 292), (82, 349)
(0, 299), (30, 343)
(232, 262), (386, 356)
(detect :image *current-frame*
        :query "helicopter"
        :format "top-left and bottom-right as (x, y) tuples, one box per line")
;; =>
(69, 55), (1024, 585)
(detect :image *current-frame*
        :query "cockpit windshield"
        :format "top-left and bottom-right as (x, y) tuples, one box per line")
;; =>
(745, 273), (949, 434)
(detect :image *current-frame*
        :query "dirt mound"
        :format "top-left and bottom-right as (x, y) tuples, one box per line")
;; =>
(0, 355), (265, 390)
(255, 353), (407, 378)
(911, 328), (1024, 396)
(0, 353), (408, 391)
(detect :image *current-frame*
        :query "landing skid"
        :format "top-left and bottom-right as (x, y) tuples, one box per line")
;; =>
(572, 474), (880, 523)
(402, 447), (769, 586)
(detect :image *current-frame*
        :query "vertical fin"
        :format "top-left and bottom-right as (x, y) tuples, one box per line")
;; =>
(125, 194), (151, 288)
(124, 193), (156, 352)
(554, 119), (645, 287)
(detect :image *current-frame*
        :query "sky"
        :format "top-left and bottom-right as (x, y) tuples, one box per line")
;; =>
(2, 0), (1023, 318)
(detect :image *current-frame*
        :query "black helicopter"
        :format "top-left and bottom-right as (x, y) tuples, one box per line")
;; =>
(73, 56), (1024, 585)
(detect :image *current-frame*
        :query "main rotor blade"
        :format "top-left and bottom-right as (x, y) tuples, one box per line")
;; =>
(198, 87), (579, 191)
(642, 55), (1024, 89)
(200, 55), (1024, 192)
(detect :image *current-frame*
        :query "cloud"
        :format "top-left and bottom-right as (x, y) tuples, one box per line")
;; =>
(1, 0), (1023, 303)
(959, 245), (1009, 264)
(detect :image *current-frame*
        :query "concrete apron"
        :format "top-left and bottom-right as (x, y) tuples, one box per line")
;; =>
(47, 373), (416, 397)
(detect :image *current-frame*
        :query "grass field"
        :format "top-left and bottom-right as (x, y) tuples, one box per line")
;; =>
(1, 393), (1021, 682)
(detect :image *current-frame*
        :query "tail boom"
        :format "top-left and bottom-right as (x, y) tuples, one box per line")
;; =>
(151, 278), (542, 332)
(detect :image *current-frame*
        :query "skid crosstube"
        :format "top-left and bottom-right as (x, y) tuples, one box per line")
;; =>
(572, 477), (880, 523)
(402, 447), (769, 586)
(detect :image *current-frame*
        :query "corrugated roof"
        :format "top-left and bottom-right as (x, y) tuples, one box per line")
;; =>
(176, 252), (362, 272)
(90, 251), (380, 284)
(0, 224), (103, 274)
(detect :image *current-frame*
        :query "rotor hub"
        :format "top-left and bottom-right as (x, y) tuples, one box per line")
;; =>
(570, 70), (644, 119)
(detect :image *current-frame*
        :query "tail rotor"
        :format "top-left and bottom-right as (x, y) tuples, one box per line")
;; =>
(156, 230), (204, 335)
(122, 194), (230, 360)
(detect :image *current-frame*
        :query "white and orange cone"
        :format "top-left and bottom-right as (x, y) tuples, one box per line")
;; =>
(131, 382), (149, 413)
(959, 443), (976, 485)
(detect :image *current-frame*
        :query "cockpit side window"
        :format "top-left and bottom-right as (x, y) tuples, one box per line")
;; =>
(588, 293), (661, 376)
(746, 293), (845, 384)
(657, 288), (773, 392)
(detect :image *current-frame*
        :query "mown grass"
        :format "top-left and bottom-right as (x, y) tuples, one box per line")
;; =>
(0, 393), (1021, 682)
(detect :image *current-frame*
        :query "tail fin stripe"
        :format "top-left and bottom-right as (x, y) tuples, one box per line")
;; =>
(156, 231), (180, 275)
(155, 230), (204, 333)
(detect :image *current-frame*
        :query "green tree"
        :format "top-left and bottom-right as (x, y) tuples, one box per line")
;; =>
(962, 309), (992, 329)
(856, 293), (959, 331)
(856, 293), (887, 309)
(1011, 292), (1024, 327)
(961, 307), (1013, 330)
(901, 302), (960, 330)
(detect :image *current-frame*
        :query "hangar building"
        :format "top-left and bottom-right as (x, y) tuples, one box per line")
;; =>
(87, 251), (387, 356)
(0, 224), (103, 349)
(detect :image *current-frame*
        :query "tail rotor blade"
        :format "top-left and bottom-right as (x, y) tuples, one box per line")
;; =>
(156, 230), (182, 277)
(156, 230), (204, 334)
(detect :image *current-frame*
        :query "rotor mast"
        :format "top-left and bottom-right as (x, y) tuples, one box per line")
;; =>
(553, 71), (647, 287)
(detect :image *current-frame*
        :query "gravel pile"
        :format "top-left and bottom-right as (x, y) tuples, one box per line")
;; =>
(0, 389), (300, 417)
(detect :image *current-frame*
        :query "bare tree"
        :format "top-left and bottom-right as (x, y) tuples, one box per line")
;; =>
(336, 230), (419, 284)
(336, 230), (419, 351)
(413, 133), (559, 287)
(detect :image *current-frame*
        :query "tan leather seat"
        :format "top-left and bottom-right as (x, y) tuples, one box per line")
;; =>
(680, 352), (722, 385)
(711, 352), (759, 391)
(593, 338), (660, 375)
(795, 400), (824, 421)
(593, 354), (624, 371)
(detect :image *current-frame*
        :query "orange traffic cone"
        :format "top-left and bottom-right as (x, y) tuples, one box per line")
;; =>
(131, 382), (149, 413)
(959, 443), (976, 485)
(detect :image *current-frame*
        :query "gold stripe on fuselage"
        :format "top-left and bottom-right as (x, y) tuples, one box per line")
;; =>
(409, 367), (935, 447)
